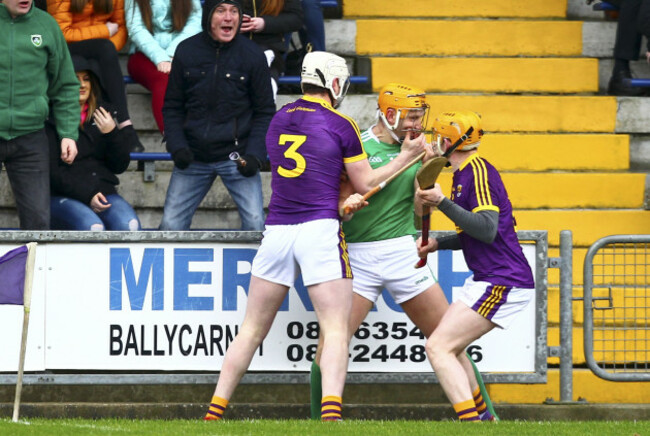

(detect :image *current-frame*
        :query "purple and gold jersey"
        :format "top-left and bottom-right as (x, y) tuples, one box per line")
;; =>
(451, 154), (534, 288)
(265, 96), (367, 225)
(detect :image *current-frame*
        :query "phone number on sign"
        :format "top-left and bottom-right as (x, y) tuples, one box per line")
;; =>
(285, 321), (429, 363)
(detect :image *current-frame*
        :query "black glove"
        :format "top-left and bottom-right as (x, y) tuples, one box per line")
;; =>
(172, 148), (194, 170)
(236, 154), (261, 177)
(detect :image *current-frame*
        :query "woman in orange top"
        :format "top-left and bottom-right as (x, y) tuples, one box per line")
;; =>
(48, 0), (144, 151)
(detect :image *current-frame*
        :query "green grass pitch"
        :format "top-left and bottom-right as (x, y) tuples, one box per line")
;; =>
(2, 418), (650, 436)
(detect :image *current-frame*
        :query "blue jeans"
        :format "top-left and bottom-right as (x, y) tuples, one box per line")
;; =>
(300, 0), (326, 51)
(159, 160), (265, 230)
(50, 194), (141, 231)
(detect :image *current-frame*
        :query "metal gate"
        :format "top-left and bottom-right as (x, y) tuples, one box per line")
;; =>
(584, 234), (650, 381)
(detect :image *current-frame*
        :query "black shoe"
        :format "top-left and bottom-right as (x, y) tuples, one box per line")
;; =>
(121, 124), (145, 153)
(607, 70), (647, 96)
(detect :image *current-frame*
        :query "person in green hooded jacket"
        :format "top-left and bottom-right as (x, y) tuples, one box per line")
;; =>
(0, 0), (79, 229)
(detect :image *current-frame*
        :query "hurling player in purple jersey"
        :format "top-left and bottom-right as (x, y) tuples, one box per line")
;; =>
(204, 51), (426, 422)
(415, 111), (534, 422)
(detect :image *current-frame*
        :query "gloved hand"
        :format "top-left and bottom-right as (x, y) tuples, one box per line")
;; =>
(172, 148), (194, 169)
(236, 154), (261, 177)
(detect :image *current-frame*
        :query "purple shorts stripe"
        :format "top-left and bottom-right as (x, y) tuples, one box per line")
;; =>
(485, 286), (511, 319)
(337, 224), (352, 279)
(480, 285), (503, 318)
(472, 285), (510, 321)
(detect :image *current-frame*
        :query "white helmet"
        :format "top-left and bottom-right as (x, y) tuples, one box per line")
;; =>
(301, 51), (350, 107)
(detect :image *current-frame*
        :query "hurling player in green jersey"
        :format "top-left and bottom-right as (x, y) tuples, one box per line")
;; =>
(311, 84), (498, 421)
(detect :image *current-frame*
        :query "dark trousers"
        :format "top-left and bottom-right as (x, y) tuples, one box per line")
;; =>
(0, 130), (50, 230)
(613, 0), (643, 60)
(68, 39), (131, 123)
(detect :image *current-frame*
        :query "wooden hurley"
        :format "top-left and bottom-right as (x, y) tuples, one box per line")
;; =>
(414, 156), (448, 269)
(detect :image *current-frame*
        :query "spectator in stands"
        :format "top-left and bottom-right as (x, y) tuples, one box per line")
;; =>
(0, 0), (79, 230)
(47, 0), (145, 151)
(47, 55), (141, 231)
(606, 0), (650, 96)
(160, 0), (275, 231)
(239, 0), (303, 96)
(299, 0), (324, 51)
(124, 0), (202, 134)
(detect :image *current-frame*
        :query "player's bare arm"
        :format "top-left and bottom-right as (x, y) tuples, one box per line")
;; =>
(345, 132), (426, 194)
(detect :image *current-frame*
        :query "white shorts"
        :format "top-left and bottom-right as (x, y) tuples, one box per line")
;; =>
(456, 276), (535, 329)
(347, 236), (438, 305)
(251, 219), (352, 287)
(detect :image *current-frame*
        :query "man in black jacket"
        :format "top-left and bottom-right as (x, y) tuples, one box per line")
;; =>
(160, 0), (275, 230)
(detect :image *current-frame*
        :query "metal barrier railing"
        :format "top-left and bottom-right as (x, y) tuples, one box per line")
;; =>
(584, 234), (650, 381)
(0, 230), (548, 385)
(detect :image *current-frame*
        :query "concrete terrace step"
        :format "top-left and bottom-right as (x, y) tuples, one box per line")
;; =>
(330, 20), (620, 59)
(431, 209), (650, 248)
(343, 0), (567, 19)
(356, 20), (584, 57)
(434, 172), (647, 209)
(370, 57), (599, 94)
(129, 94), (619, 134)
(480, 134), (629, 171)
(280, 95), (619, 133)
(127, 134), (632, 172)
(98, 172), (650, 210)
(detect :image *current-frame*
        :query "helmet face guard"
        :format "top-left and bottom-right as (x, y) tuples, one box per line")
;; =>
(300, 51), (350, 108)
(432, 110), (484, 154)
(377, 83), (429, 139)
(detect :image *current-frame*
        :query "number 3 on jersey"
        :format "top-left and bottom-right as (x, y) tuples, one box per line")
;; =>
(277, 134), (307, 178)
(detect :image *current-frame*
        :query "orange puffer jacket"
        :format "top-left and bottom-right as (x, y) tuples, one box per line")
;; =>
(47, 0), (127, 51)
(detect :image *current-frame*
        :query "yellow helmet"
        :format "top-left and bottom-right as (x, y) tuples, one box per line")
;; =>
(432, 110), (484, 152)
(377, 83), (429, 132)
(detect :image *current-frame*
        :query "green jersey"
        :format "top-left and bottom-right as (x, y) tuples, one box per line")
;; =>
(343, 127), (420, 243)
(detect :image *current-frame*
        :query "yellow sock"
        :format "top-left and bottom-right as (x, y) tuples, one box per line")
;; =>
(453, 398), (480, 421)
(472, 386), (487, 414)
(321, 395), (342, 421)
(204, 395), (228, 421)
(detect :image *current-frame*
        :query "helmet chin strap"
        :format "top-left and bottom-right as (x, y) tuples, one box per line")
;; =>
(378, 110), (403, 144)
(442, 126), (474, 166)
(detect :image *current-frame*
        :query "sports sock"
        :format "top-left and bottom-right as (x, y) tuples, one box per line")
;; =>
(466, 351), (499, 421)
(472, 386), (487, 414)
(204, 395), (228, 421)
(480, 409), (496, 421)
(321, 395), (342, 421)
(310, 361), (322, 420)
(453, 399), (480, 422)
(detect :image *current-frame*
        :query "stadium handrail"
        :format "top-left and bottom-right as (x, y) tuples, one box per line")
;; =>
(623, 78), (650, 87)
(592, 1), (618, 11)
(131, 152), (171, 161)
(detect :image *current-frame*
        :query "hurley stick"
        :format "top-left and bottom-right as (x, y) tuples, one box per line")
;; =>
(414, 156), (448, 269)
